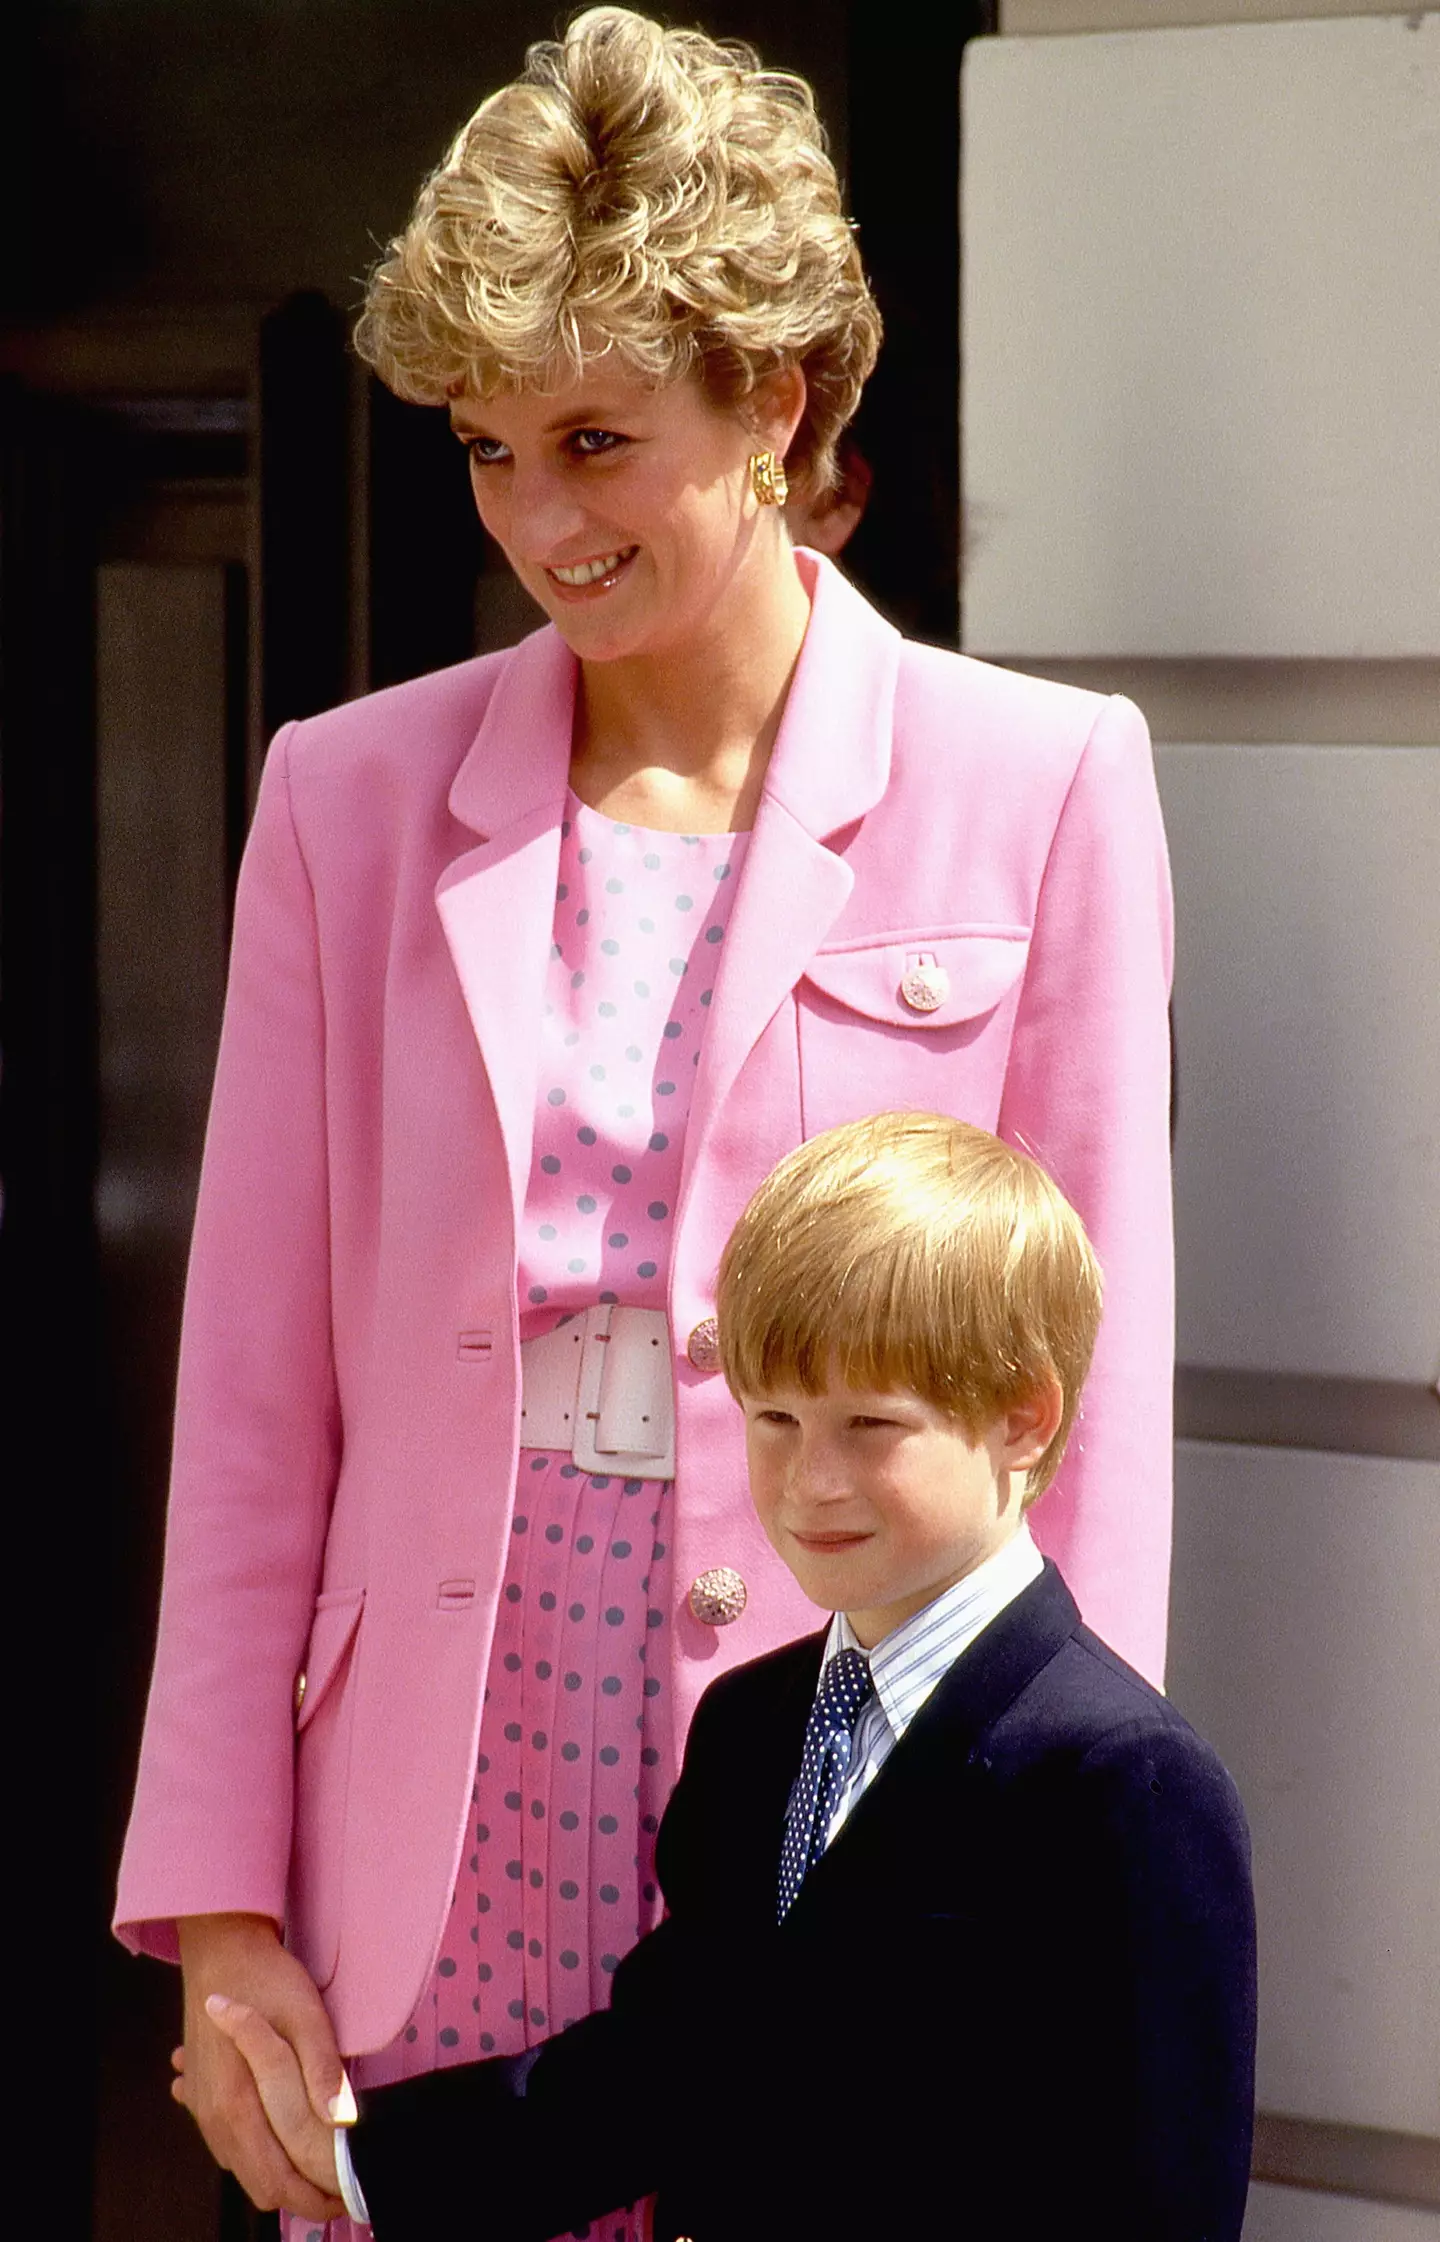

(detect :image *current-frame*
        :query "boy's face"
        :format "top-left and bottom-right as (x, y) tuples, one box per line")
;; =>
(741, 1376), (1059, 1650)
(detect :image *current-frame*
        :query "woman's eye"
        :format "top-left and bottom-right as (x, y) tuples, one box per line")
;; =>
(570, 427), (625, 457)
(464, 437), (510, 466)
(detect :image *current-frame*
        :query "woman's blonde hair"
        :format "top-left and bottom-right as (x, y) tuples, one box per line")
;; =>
(354, 6), (881, 491)
(717, 1114), (1104, 1502)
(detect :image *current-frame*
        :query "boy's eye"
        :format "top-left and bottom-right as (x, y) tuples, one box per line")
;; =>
(753, 1408), (798, 1427)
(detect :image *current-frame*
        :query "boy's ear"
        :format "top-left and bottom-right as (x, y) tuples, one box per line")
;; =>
(999, 1379), (1065, 1473)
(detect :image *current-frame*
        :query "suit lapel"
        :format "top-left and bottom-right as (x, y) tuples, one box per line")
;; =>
(436, 628), (576, 1225)
(661, 1632), (823, 1932)
(735, 1635), (826, 1918)
(678, 555), (902, 1213)
(783, 1564), (1083, 1919)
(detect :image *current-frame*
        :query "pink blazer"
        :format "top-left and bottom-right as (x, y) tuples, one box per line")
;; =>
(115, 553), (1174, 2056)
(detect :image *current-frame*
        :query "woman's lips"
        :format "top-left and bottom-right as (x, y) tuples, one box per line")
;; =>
(544, 546), (638, 599)
(791, 1530), (872, 1551)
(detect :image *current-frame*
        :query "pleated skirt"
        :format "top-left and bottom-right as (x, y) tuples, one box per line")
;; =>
(284, 1452), (675, 2242)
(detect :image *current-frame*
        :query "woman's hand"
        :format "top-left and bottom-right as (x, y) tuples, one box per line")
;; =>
(174, 1913), (347, 2219)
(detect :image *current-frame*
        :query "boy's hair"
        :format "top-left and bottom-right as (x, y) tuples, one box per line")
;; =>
(716, 1112), (1103, 1501)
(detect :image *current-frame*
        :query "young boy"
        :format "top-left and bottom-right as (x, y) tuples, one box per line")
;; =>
(212, 1113), (1257, 2241)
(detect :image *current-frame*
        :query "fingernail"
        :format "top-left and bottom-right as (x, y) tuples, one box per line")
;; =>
(204, 1994), (232, 2020)
(328, 2072), (358, 2126)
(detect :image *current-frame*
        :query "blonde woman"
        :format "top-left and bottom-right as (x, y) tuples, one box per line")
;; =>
(117, 11), (1175, 2236)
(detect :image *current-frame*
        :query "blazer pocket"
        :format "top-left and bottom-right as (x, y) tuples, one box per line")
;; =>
(796, 926), (1031, 1138)
(801, 925), (1031, 1032)
(295, 1586), (366, 1732)
(291, 1587), (365, 1989)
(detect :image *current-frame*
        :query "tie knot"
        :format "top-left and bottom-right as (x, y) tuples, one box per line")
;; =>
(817, 1646), (871, 1730)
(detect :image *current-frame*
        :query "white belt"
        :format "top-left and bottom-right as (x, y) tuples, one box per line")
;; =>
(519, 1304), (676, 1479)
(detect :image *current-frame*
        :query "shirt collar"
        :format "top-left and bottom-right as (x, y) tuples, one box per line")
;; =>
(821, 1525), (1045, 1744)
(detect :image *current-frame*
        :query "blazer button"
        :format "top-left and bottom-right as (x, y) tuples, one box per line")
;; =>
(899, 954), (950, 1012)
(686, 1315), (721, 1373)
(294, 1670), (307, 1716)
(688, 1567), (747, 1626)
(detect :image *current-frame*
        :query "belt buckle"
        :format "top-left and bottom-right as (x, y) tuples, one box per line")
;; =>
(573, 1304), (676, 1479)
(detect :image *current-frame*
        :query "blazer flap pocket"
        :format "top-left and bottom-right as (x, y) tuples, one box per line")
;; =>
(295, 1587), (365, 1732)
(802, 927), (1031, 1030)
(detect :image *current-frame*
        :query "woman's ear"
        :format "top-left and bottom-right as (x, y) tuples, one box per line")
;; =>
(749, 362), (808, 459)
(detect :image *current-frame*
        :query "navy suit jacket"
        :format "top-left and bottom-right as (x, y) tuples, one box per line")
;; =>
(352, 1563), (1257, 2241)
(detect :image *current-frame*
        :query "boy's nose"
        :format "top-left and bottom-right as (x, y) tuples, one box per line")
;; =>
(790, 1437), (851, 1502)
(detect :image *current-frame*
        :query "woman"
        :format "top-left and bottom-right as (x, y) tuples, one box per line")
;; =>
(118, 10), (1174, 2236)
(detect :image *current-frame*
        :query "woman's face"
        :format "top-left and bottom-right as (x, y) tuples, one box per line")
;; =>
(449, 364), (801, 665)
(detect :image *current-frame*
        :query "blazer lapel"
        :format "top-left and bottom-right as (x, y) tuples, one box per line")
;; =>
(438, 554), (902, 1230)
(679, 554), (902, 1209)
(436, 627), (577, 1225)
(733, 1635), (826, 1925)
(785, 1564), (1083, 1916)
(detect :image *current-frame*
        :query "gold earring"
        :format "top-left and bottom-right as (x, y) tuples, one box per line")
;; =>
(749, 449), (789, 507)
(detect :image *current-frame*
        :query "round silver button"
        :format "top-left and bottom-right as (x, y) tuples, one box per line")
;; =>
(899, 959), (950, 1013)
(687, 1567), (748, 1626)
(686, 1315), (721, 1373)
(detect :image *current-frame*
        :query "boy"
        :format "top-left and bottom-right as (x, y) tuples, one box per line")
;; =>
(211, 1113), (1256, 2240)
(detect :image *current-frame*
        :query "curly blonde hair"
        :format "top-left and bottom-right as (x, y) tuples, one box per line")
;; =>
(354, 7), (881, 491)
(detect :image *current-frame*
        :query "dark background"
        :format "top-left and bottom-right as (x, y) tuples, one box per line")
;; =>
(0, 5), (992, 2235)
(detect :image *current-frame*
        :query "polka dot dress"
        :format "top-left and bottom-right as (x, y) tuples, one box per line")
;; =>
(520, 794), (746, 1324)
(288, 797), (748, 2242)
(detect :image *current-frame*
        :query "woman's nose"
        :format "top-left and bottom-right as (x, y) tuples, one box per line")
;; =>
(496, 464), (590, 563)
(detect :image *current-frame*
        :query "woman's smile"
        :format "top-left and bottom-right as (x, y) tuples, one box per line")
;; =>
(545, 546), (640, 596)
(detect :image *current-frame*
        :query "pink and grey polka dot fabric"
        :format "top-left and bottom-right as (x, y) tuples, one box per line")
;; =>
(521, 795), (748, 1329)
(291, 800), (747, 2242)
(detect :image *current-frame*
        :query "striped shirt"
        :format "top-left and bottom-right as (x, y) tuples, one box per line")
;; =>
(819, 1525), (1045, 1848)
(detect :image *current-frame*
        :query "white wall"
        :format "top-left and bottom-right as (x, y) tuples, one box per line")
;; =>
(1005, 0), (1421, 27)
(1243, 2184), (1440, 2242)
(967, 9), (1440, 2230)
(1168, 1442), (1440, 2136)
(1156, 743), (1439, 1387)
(962, 13), (1440, 657)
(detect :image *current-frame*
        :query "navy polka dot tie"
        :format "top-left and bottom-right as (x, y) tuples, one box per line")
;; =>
(777, 1647), (873, 1921)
